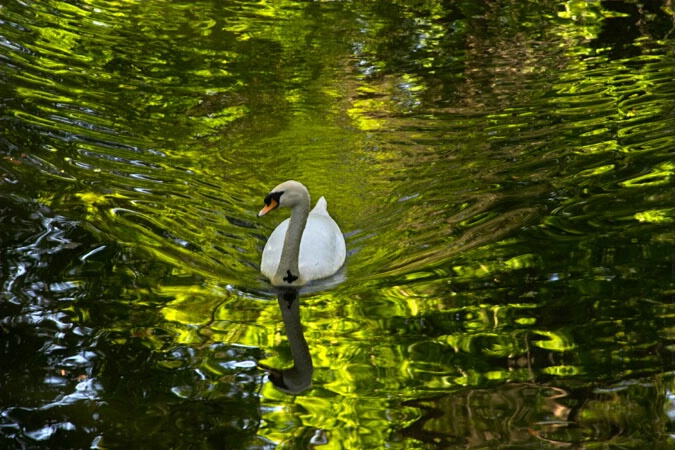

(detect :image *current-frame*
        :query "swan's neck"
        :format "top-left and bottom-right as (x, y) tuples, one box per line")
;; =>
(274, 201), (310, 286)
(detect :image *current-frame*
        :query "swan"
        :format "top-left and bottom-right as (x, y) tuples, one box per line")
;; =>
(258, 180), (346, 287)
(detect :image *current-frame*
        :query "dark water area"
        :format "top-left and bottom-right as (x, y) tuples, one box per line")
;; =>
(1, 1), (674, 449)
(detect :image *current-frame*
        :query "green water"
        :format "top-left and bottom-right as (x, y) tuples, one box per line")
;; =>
(1, 0), (673, 448)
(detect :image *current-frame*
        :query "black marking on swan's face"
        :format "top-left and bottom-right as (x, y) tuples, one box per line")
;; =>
(283, 270), (298, 284)
(264, 191), (283, 207)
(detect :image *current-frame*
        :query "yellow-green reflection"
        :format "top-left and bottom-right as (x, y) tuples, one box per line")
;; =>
(1, 0), (673, 448)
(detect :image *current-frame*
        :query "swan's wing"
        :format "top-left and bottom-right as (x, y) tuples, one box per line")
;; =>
(298, 215), (346, 280)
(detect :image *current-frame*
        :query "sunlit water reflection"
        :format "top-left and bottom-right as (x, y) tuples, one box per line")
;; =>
(1, 0), (674, 448)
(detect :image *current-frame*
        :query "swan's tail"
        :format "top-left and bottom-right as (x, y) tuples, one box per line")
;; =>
(310, 196), (330, 216)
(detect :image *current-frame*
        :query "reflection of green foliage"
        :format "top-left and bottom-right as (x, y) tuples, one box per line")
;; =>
(1, 0), (674, 448)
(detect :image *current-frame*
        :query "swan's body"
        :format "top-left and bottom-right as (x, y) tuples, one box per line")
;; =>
(258, 180), (346, 287)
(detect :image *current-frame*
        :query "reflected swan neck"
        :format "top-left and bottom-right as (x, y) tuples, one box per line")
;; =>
(280, 294), (312, 371)
(275, 292), (313, 393)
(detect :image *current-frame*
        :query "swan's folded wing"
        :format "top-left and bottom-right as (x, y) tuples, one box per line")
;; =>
(298, 215), (346, 280)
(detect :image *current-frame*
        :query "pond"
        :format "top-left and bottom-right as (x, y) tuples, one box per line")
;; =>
(1, 0), (674, 448)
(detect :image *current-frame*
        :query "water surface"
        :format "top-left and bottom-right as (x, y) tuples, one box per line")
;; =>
(1, 0), (674, 448)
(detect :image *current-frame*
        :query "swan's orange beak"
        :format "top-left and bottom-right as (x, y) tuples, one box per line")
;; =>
(258, 198), (278, 217)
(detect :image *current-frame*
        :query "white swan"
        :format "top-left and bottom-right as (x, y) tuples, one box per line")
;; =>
(258, 180), (346, 287)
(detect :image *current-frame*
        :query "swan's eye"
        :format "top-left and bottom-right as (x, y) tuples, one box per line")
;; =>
(264, 191), (283, 206)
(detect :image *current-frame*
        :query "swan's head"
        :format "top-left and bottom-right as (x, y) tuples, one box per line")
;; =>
(258, 180), (310, 217)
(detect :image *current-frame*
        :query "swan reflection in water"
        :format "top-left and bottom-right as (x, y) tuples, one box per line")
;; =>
(259, 289), (313, 394)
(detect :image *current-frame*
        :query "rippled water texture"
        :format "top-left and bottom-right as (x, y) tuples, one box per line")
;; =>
(1, 1), (674, 449)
